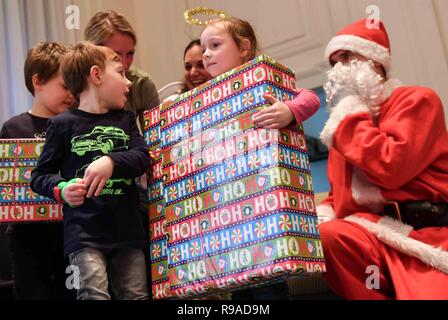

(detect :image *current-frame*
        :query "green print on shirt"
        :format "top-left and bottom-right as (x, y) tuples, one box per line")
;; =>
(74, 156), (132, 196)
(71, 126), (129, 156)
(71, 126), (132, 196)
(98, 180), (131, 196)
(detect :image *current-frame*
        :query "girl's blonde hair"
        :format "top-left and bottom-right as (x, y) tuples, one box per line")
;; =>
(84, 10), (137, 45)
(207, 17), (259, 62)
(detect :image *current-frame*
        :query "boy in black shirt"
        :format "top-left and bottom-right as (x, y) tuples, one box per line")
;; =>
(31, 42), (150, 300)
(0, 41), (74, 300)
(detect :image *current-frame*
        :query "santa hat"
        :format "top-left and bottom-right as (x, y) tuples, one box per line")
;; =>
(325, 19), (391, 77)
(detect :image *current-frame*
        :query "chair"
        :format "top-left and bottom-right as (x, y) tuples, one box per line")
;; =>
(157, 81), (184, 102)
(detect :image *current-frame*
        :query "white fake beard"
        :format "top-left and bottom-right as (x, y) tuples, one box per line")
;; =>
(324, 60), (385, 119)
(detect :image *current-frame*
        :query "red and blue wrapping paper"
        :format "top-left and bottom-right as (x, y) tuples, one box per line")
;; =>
(144, 104), (174, 299)
(0, 139), (62, 223)
(145, 55), (325, 299)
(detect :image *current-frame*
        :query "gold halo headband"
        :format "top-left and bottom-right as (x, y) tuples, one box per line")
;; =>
(184, 7), (228, 26)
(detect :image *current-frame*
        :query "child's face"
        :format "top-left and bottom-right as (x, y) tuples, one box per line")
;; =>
(201, 22), (247, 77)
(98, 60), (132, 110)
(36, 73), (74, 116)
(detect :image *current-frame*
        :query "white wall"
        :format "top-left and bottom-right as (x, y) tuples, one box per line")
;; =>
(2, 0), (448, 125)
(126, 0), (448, 125)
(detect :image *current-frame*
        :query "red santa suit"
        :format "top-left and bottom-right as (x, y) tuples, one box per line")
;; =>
(317, 19), (448, 299)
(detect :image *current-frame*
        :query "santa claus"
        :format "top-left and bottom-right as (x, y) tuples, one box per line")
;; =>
(317, 18), (448, 299)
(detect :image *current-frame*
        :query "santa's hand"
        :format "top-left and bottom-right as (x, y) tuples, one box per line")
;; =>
(325, 82), (359, 108)
(324, 67), (360, 109)
(252, 94), (294, 129)
(324, 60), (384, 110)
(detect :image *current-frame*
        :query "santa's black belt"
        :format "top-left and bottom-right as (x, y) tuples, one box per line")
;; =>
(382, 200), (448, 230)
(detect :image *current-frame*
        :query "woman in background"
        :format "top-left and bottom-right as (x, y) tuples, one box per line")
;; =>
(84, 11), (159, 297)
(84, 10), (160, 133)
(181, 39), (212, 93)
(164, 39), (212, 102)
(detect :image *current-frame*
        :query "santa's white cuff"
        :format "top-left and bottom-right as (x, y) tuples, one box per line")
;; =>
(320, 95), (369, 147)
(345, 215), (448, 274)
(316, 204), (336, 224)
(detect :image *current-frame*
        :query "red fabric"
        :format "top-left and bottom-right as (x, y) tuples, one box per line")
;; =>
(326, 86), (448, 216)
(336, 18), (391, 53)
(320, 218), (448, 299)
(321, 86), (448, 299)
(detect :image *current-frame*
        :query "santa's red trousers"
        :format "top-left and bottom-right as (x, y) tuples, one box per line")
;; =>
(319, 219), (448, 299)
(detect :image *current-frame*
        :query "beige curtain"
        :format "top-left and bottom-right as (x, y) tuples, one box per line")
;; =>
(0, 0), (84, 126)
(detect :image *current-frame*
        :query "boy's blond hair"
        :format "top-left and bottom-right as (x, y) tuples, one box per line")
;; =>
(207, 17), (259, 62)
(61, 41), (121, 101)
(24, 42), (71, 96)
(84, 10), (137, 45)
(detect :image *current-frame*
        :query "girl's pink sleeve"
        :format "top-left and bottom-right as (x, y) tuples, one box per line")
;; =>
(284, 88), (320, 124)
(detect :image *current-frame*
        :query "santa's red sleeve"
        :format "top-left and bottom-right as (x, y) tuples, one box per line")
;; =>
(320, 87), (446, 190)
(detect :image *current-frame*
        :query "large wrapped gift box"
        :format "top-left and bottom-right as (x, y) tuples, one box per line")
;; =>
(0, 139), (62, 223)
(144, 55), (325, 299)
(145, 106), (172, 299)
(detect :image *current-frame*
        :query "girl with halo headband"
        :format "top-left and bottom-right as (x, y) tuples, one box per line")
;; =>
(201, 16), (320, 130)
(200, 15), (320, 300)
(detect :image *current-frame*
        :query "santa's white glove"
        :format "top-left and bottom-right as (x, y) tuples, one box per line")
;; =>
(324, 82), (358, 109)
(316, 204), (336, 225)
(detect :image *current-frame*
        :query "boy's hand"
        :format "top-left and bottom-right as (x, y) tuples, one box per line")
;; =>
(252, 94), (294, 129)
(61, 179), (87, 207)
(83, 156), (114, 198)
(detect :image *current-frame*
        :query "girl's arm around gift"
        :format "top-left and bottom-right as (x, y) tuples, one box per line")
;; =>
(252, 88), (320, 129)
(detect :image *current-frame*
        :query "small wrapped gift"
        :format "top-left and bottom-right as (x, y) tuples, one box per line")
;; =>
(0, 139), (62, 223)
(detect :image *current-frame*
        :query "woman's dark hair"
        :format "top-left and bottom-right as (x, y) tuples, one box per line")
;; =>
(180, 39), (203, 94)
(184, 39), (201, 59)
